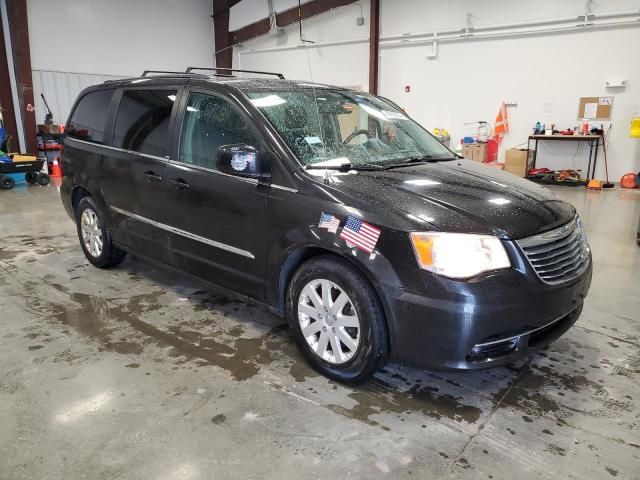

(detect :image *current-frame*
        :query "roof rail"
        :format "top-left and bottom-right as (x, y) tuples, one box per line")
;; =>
(141, 70), (187, 77)
(185, 66), (285, 79)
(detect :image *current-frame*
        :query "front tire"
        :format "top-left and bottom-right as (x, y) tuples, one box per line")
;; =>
(287, 255), (389, 383)
(75, 196), (126, 268)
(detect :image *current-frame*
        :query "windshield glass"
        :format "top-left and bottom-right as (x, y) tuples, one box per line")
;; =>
(245, 89), (454, 167)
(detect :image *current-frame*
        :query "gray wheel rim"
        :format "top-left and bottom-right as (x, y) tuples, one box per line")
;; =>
(80, 208), (103, 258)
(297, 279), (361, 364)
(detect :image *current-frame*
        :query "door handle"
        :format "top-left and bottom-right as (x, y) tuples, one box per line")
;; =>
(169, 178), (190, 190)
(143, 171), (163, 183)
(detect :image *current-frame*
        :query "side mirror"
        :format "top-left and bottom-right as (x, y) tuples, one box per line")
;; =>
(216, 144), (267, 178)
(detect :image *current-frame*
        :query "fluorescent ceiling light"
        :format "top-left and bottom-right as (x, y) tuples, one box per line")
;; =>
(298, 83), (329, 89)
(404, 179), (440, 186)
(383, 110), (407, 120)
(250, 94), (286, 108)
(408, 213), (435, 223)
(343, 205), (362, 216)
(359, 103), (387, 121)
(312, 157), (350, 166)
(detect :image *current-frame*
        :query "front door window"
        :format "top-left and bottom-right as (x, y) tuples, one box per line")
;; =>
(179, 93), (258, 170)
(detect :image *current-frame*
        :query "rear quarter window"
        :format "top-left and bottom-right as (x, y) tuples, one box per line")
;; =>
(67, 89), (115, 144)
(113, 89), (177, 157)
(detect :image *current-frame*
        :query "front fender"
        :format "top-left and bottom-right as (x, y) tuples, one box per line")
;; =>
(265, 220), (413, 313)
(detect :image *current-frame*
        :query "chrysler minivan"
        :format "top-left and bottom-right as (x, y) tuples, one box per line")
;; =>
(60, 68), (592, 382)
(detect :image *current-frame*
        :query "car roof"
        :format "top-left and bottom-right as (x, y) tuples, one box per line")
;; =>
(104, 73), (348, 90)
(103, 75), (352, 93)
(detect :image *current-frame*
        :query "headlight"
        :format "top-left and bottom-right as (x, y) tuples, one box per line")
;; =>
(410, 232), (511, 279)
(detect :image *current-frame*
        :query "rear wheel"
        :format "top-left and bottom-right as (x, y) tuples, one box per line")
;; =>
(0, 175), (15, 190)
(76, 196), (126, 268)
(287, 255), (389, 383)
(36, 172), (50, 186)
(25, 172), (37, 184)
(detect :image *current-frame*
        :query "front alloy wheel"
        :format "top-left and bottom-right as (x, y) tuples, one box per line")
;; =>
(287, 255), (389, 383)
(298, 279), (360, 364)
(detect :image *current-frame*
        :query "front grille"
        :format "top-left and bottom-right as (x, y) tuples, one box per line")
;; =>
(517, 217), (590, 285)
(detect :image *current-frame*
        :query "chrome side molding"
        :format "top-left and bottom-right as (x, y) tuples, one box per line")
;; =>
(110, 206), (255, 259)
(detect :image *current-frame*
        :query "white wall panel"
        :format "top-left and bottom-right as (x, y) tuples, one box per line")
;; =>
(27, 0), (214, 76)
(230, 0), (269, 30)
(236, 0), (370, 87)
(229, 0), (316, 31)
(32, 70), (122, 125)
(237, 0), (640, 180)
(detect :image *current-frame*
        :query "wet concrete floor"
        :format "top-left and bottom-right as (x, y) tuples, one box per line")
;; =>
(0, 180), (639, 479)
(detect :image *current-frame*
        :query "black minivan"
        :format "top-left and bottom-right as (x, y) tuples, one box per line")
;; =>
(60, 68), (592, 382)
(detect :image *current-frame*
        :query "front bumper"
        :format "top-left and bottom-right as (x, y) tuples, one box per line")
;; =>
(379, 259), (592, 370)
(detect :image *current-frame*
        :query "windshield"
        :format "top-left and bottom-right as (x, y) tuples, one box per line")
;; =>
(245, 89), (454, 167)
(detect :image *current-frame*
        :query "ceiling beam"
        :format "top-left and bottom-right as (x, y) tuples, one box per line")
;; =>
(230, 0), (359, 46)
(212, 0), (242, 70)
(4, 0), (36, 154)
(0, 12), (19, 151)
(369, 0), (379, 94)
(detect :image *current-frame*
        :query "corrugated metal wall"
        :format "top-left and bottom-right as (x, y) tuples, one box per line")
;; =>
(32, 69), (123, 125)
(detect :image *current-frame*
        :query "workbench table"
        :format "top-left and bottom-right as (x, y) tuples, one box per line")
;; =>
(527, 134), (601, 180)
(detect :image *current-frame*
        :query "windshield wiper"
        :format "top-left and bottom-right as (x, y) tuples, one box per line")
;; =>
(379, 155), (457, 169)
(402, 155), (455, 163)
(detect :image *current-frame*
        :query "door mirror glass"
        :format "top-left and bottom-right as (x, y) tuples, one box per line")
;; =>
(216, 144), (264, 178)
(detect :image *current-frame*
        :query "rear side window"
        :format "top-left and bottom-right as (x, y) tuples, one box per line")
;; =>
(113, 89), (177, 157)
(67, 89), (114, 144)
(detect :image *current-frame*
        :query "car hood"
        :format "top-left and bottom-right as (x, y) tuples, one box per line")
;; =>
(321, 159), (575, 239)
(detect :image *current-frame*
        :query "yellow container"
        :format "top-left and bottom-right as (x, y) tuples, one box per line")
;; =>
(11, 154), (37, 162)
(630, 118), (640, 138)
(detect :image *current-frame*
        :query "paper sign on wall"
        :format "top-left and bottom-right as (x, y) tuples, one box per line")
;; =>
(583, 103), (598, 119)
(599, 96), (613, 105)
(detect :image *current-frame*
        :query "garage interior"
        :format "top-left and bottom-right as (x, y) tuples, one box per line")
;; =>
(1, 0), (639, 479)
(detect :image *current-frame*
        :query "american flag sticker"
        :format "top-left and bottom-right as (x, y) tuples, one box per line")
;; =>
(318, 212), (340, 234)
(339, 216), (381, 254)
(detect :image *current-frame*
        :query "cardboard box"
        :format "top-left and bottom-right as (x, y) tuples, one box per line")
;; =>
(473, 143), (487, 163)
(504, 148), (529, 177)
(462, 142), (488, 162)
(37, 124), (61, 134)
(463, 144), (475, 160)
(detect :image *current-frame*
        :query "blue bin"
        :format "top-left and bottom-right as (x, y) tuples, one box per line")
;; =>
(6, 173), (24, 184)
